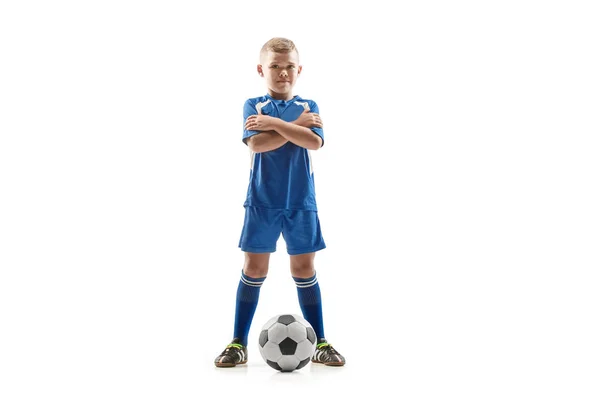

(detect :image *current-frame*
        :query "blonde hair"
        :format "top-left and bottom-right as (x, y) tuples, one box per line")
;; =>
(260, 37), (298, 60)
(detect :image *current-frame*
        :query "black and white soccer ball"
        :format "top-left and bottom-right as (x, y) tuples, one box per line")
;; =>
(258, 314), (317, 372)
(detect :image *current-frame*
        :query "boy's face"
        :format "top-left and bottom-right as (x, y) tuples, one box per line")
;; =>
(257, 50), (302, 100)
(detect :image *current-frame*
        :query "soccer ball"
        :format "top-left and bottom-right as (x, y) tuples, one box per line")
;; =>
(258, 314), (317, 372)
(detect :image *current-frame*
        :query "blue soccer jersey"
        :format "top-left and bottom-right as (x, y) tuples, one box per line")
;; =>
(242, 94), (324, 211)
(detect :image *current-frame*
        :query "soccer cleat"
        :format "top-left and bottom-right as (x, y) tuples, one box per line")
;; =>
(214, 338), (248, 367)
(311, 339), (345, 366)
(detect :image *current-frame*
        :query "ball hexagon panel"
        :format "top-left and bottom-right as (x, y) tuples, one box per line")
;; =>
(295, 339), (316, 361)
(287, 321), (308, 343)
(260, 341), (282, 363)
(278, 355), (301, 371)
(267, 323), (289, 344)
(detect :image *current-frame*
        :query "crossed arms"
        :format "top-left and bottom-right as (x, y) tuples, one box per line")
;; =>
(244, 110), (323, 153)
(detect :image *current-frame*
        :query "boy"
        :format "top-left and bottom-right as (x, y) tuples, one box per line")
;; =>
(214, 38), (345, 367)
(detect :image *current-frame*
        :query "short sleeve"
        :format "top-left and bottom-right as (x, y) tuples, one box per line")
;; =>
(242, 99), (261, 145)
(309, 100), (324, 148)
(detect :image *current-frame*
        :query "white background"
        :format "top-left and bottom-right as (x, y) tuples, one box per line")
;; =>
(1, 0), (599, 399)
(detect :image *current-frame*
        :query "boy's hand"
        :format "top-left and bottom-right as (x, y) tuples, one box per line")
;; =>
(293, 109), (323, 128)
(245, 114), (277, 131)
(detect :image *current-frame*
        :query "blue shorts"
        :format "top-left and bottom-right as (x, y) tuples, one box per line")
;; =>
(238, 206), (326, 255)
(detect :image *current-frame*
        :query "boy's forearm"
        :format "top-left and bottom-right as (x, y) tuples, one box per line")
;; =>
(247, 119), (320, 153)
(271, 119), (322, 150)
(248, 131), (288, 153)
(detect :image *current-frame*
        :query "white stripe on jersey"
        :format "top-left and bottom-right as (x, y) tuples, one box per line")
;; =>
(255, 99), (271, 114)
(294, 101), (310, 111)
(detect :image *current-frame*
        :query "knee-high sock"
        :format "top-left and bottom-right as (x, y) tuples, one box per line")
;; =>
(293, 274), (325, 340)
(233, 272), (266, 346)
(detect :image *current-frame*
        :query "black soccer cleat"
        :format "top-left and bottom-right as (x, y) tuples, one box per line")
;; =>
(311, 339), (345, 366)
(214, 338), (248, 367)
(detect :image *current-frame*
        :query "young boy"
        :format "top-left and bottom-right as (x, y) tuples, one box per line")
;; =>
(214, 37), (345, 368)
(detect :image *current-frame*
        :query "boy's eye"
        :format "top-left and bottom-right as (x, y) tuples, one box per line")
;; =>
(269, 65), (295, 69)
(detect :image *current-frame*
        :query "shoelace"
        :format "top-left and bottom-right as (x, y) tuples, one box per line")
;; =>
(221, 343), (244, 357)
(317, 343), (340, 356)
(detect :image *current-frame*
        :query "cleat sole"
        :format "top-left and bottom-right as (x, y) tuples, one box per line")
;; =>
(311, 359), (345, 366)
(215, 360), (247, 368)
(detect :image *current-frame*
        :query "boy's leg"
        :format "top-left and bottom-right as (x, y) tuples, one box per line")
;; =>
(283, 210), (327, 339)
(215, 206), (282, 367)
(289, 252), (324, 340)
(283, 210), (345, 366)
(234, 252), (270, 345)
(290, 253), (345, 366)
(234, 205), (282, 345)
(215, 253), (269, 368)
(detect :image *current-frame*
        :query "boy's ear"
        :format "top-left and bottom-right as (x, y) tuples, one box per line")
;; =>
(297, 65), (302, 75)
(257, 64), (264, 77)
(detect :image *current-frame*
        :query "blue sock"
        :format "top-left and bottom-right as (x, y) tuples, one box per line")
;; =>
(293, 274), (325, 340)
(233, 272), (266, 346)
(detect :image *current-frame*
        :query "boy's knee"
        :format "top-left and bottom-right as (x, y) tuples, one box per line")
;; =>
(290, 264), (315, 279)
(289, 253), (315, 278)
(244, 265), (268, 278)
(243, 252), (269, 278)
